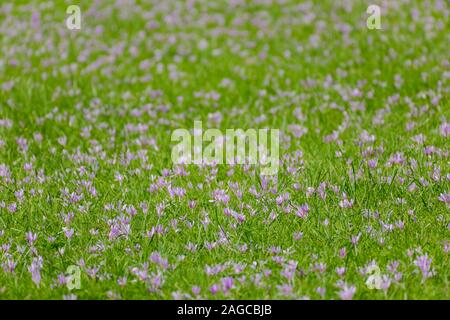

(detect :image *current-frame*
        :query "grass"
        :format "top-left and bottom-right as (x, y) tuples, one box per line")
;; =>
(0, 0), (448, 299)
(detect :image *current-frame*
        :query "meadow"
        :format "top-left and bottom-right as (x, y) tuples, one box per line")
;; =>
(0, 0), (448, 299)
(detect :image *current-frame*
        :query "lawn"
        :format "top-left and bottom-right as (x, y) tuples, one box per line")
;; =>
(0, 0), (448, 299)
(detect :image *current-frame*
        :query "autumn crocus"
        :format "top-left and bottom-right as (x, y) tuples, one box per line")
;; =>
(293, 231), (303, 240)
(414, 254), (433, 279)
(277, 284), (293, 297)
(338, 285), (356, 300)
(295, 203), (309, 218)
(221, 277), (234, 293)
(336, 267), (346, 277)
(26, 231), (37, 246)
(118, 277), (127, 287)
(316, 287), (326, 298)
(339, 194), (354, 209)
(188, 200), (197, 209)
(29, 256), (43, 286)
(368, 158), (378, 168)
(2, 259), (16, 273)
(210, 284), (219, 295)
(438, 193), (450, 203)
(339, 247), (347, 259)
(7, 202), (17, 213)
(63, 227), (74, 239)
(439, 122), (450, 137)
(191, 286), (201, 296)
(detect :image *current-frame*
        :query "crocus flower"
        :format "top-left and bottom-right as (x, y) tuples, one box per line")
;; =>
(438, 193), (450, 203)
(338, 285), (356, 300)
(29, 256), (43, 286)
(414, 254), (433, 279)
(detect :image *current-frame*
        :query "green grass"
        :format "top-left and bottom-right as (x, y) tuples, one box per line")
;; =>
(0, 0), (448, 299)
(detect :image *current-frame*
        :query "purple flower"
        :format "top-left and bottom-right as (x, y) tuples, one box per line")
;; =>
(7, 203), (17, 213)
(316, 287), (326, 298)
(168, 186), (186, 198)
(2, 259), (16, 273)
(125, 205), (137, 217)
(339, 247), (347, 259)
(438, 193), (450, 203)
(28, 256), (43, 286)
(313, 262), (327, 273)
(380, 276), (391, 291)
(188, 200), (197, 209)
(108, 217), (131, 240)
(338, 285), (356, 300)
(14, 189), (24, 202)
(118, 277), (127, 287)
(212, 189), (230, 204)
(351, 233), (361, 245)
(339, 195), (354, 209)
(439, 122), (450, 137)
(191, 286), (201, 295)
(414, 254), (433, 279)
(63, 228), (74, 239)
(221, 277), (234, 292)
(58, 273), (66, 285)
(149, 273), (164, 292)
(276, 284), (293, 297)
(368, 159), (378, 168)
(388, 152), (405, 166)
(26, 231), (37, 246)
(86, 266), (100, 279)
(295, 204), (309, 218)
(336, 267), (346, 277)
(293, 231), (303, 240)
(210, 284), (219, 295)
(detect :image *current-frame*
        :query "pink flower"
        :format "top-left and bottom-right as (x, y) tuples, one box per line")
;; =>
(339, 195), (354, 209)
(414, 254), (433, 279)
(28, 256), (43, 286)
(63, 228), (75, 239)
(26, 231), (37, 246)
(339, 247), (347, 258)
(440, 122), (450, 137)
(295, 204), (309, 218)
(338, 285), (356, 300)
(336, 267), (346, 277)
(210, 284), (219, 295)
(438, 193), (450, 203)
